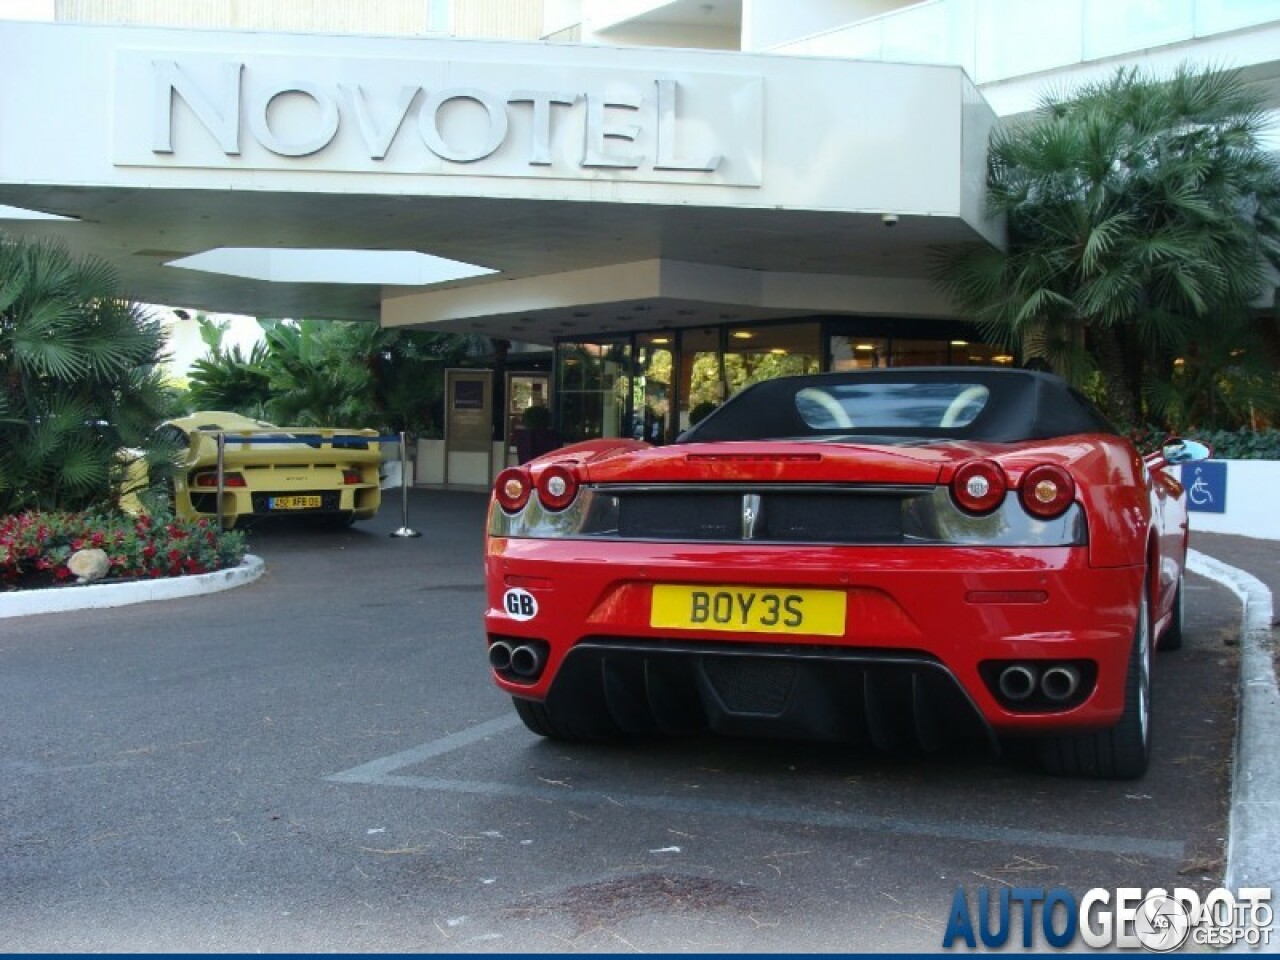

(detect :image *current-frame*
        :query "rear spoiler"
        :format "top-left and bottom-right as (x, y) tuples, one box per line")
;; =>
(192, 427), (381, 450)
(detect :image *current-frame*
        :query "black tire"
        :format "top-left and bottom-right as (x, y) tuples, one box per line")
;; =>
(511, 695), (622, 743)
(513, 697), (559, 738)
(1039, 580), (1151, 779)
(1157, 572), (1184, 652)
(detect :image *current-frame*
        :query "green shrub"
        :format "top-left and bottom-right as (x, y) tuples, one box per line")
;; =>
(1, 511), (247, 587)
(1128, 425), (1280, 460)
(689, 401), (719, 426)
(521, 404), (553, 431)
(1195, 428), (1280, 460)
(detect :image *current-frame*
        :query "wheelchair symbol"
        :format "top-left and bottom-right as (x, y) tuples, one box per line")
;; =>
(1188, 467), (1213, 506)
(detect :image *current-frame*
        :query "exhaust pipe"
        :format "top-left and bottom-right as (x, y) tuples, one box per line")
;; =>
(1041, 665), (1081, 702)
(998, 664), (1037, 702)
(487, 641), (513, 672)
(510, 644), (544, 679)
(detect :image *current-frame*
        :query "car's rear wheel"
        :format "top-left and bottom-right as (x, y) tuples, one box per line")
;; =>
(512, 696), (622, 742)
(1157, 572), (1185, 652)
(1039, 581), (1151, 779)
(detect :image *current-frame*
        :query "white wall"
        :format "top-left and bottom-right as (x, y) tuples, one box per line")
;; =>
(0, 21), (991, 222)
(1183, 461), (1280, 541)
(744, 0), (908, 52)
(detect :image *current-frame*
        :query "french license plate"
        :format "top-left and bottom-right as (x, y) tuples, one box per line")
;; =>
(268, 495), (322, 510)
(650, 585), (846, 636)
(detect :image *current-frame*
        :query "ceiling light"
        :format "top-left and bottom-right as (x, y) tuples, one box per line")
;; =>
(652, 337), (670, 345)
(993, 355), (1014, 364)
(950, 340), (968, 347)
(731, 331), (753, 340)
(0, 204), (75, 221)
(855, 344), (876, 351)
(167, 248), (495, 286)
(769, 348), (787, 355)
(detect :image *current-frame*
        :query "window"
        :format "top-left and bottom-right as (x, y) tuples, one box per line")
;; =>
(794, 382), (991, 431)
(556, 340), (631, 443)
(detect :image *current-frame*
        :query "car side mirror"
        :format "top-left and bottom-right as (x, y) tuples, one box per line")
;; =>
(1162, 438), (1212, 465)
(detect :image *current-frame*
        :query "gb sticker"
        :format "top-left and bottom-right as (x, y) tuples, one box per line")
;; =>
(503, 587), (538, 621)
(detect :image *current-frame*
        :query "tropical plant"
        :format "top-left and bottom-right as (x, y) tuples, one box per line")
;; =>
(258, 318), (488, 434)
(187, 339), (273, 417)
(0, 233), (180, 514)
(935, 64), (1280, 430)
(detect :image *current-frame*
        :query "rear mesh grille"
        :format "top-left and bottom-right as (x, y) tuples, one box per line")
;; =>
(702, 658), (796, 715)
(611, 490), (914, 543)
(618, 494), (740, 539)
(762, 493), (902, 542)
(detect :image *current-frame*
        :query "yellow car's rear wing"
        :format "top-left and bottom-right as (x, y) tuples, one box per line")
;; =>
(187, 427), (382, 466)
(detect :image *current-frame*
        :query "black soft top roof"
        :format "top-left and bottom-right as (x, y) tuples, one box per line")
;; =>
(678, 367), (1118, 444)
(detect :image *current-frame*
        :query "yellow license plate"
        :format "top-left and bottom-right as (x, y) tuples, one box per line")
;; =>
(269, 495), (322, 510)
(650, 585), (846, 636)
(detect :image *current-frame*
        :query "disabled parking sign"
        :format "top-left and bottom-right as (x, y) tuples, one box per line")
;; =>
(1184, 461), (1226, 514)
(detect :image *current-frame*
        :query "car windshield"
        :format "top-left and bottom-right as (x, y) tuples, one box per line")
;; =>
(679, 368), (1118, 444)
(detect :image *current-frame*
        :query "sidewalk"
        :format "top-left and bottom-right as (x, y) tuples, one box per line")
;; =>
(1195, 532), (1280, 604)
(1186, 531), (1279, 916)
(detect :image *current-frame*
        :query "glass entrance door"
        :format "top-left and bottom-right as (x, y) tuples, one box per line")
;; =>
(633, 332), (673, 444)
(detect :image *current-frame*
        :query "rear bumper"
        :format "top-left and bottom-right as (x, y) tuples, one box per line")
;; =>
(484, 539), (1144, 737)
(179, 485), (381, 523)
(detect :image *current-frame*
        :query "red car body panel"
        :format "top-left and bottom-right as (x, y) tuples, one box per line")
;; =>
(486, 537), (1147, 733)
(483, 369), (1196, 763)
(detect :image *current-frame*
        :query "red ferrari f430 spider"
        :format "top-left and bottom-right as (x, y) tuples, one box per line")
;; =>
(484, 368), (1210, 779)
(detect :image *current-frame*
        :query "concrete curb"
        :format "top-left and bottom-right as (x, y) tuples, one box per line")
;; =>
(0, 554), (265, 619)
(1187, 550), (1279, 921)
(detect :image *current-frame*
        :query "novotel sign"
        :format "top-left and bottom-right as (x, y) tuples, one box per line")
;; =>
(112, 51), (764, 186)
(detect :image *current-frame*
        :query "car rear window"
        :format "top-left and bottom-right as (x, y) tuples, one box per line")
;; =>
(794, 383), (990, 431)
(679, 368), (1119, 444)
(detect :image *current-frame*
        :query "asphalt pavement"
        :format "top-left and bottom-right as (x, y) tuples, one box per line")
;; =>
(0, 491), (1272, 952)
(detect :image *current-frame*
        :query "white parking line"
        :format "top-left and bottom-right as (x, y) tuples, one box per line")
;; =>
(327, 716), (1185, 861)
(326, 714), (521, 783)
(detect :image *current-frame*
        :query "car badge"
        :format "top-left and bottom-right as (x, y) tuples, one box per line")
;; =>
(742, 493), (761, 539)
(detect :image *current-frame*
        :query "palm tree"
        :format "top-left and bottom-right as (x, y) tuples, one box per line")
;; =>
(258, 318), (489, 434)
(187, 339), (274, 418)
(935, 64), (1280, 429)
(0, 233), (177, 513)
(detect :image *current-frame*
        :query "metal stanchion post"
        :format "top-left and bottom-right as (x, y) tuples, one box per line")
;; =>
(215, 432), (226, 530)
(390, 430), (421, 538)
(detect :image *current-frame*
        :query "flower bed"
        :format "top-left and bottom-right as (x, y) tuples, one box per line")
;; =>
(1, 511), (247, 590)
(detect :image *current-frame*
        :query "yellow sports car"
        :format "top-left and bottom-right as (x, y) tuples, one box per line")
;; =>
(157, 412), (382, 527)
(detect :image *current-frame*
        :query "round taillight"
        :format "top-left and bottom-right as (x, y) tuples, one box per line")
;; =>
(951, 460), (1006, 514)
(1020, 464), (1075, 519)
(494, 467), (532, 513)
(536, 464), (580, 512)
